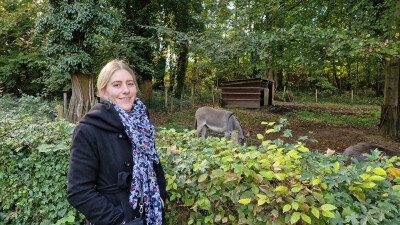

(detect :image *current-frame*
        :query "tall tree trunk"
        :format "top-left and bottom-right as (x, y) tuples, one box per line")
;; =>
(175, 43), (188, 98)
(141, 78), (153, 101)
(379, 1), (400, 139)
(153, 44), (167, 90)
(67, 73), (96, 123)
(379, 57), (400, 138)
(276, 70), (283, 91)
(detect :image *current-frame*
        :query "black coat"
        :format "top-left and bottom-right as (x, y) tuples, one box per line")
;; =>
(67, 101), (167, 225)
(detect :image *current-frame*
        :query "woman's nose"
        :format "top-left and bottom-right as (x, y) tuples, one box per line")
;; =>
(122, 83), (130, 93)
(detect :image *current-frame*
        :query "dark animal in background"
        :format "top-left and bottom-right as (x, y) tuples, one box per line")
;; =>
(195, 106), (247, 144)
(343, 142), (400, 163)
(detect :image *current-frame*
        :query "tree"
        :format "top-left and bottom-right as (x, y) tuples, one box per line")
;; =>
(37, 0), (119, 123)
(379, 0), (400, 139)
(0, 0), (48, 95)
(162, 0), (203, 98)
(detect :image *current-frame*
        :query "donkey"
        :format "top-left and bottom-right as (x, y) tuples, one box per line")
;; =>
(195, 106), (247, 144)
(343, 142), (400, 163)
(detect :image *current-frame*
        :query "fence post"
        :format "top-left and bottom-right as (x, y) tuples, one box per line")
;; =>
(165, 87), (168, 110)
(64, 93), (68, 118)
(212, 85), (215, 105)
(315, 89), (318, 103)
(191, 85), (194, 108)
(351, 90), (353, 104)
(282, 86), (286, 101)
(170, 91), (174, 114)
(231, 130), (239, 145)
(58, 105), (64, 119)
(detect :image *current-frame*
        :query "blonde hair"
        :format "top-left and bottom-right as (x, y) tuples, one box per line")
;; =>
(96, 59), (139, 98)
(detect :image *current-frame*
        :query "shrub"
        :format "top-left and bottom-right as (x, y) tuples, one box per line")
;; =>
(0, 94), (58, 119)
(1, 107), (399, 224)
(157, 121), (400, 225)
(0, 110), (81, 224)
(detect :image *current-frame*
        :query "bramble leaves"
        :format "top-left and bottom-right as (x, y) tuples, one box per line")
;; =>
(3, 104), (400, 224)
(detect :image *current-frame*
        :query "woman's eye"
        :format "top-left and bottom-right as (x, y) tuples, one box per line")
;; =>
(113, 84), (120, 88)
(128, 83), (135, 86)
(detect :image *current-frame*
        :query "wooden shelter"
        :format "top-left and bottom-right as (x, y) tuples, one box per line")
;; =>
(220, 78), (274, 108)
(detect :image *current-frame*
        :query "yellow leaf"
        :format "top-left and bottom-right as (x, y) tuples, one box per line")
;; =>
(297, 146), (309, 152)
(351, 189), (366, 201)
(322, 211), (335, 218)
(258, 198), (266, 206)
(265, 129), (276, 134)
(238, 198), (251, 205)
(256, 194), (267, 200)
(283, 204), (291, 213)
(367, 175), (385, 181)
(360, 174), (370, 180)
(292, 202), (299, 210)
(268, 144), (278, 150)
(261, 140), (271, 146)
(333, 161), (340, 172)
(388, 168), (400, 177)
(311, 207), (320, 218)
(321, 204), (337, 211)
(373, 168), (387, 176)
(361, 181), (376, 188)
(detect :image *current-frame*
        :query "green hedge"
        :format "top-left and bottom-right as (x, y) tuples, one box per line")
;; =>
(0, 111), (80, 224)
(1, 110), (400, 224)
(157, 126), (400, 225)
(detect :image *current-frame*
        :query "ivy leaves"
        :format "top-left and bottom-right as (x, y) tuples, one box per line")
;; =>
(156, 121), (400, 224)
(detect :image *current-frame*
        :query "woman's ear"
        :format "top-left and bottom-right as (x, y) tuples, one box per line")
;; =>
(99, 88), (105, 98)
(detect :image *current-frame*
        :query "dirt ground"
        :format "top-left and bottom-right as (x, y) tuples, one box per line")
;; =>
(151, 101), (400, 154)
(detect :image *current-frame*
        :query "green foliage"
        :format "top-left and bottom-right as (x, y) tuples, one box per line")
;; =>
(0, 0), (49, 95)
(0, 107), (81, 224)
(0, 94), (58, 119)
(157, 121), (400, 224)
(306, 76), (336, 94)
(36, 0), (120, 75)
(287, 110), (380, 126)
(1, 97), (400, 224)
(293, 91), (384, 106)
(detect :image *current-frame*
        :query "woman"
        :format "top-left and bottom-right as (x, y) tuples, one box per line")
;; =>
(67, 59), (167, 225)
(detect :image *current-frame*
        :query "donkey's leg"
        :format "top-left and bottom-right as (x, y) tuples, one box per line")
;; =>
(224, 132), (231, 141)
(195, 125), (204, 137)
(201, 126), (207, 137)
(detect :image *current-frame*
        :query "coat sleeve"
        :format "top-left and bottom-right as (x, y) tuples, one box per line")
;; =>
(153, 160), (167, 202)
(67, 125), (124, 225)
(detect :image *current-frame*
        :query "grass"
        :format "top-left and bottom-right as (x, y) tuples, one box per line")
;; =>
(288, 90), (383, 105)
(286, 110), (380, 126)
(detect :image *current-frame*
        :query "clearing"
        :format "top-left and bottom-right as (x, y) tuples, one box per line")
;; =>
(150, 101), (400, 154)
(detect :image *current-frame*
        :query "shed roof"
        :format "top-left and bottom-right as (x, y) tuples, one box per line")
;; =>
(221, 78), (274, 87)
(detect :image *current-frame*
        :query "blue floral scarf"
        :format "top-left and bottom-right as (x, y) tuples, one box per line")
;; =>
(112, 99), (162, 225)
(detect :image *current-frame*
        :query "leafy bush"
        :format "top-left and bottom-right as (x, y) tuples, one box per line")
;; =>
(0, 109), (81, 224)
(0, 94), (58, 119)
(1, 107), (400, 224)
(157, 121), (400, 224)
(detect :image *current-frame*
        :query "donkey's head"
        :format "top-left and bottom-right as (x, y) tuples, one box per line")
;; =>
(239, 131), (251, 145)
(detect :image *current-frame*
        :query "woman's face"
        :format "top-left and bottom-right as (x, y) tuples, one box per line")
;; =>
(101, 69), (137, 112)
